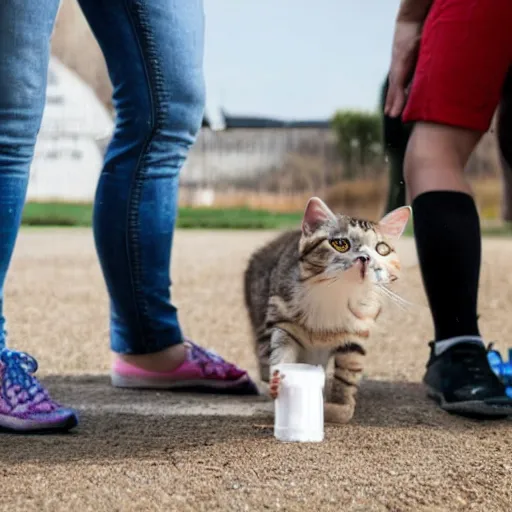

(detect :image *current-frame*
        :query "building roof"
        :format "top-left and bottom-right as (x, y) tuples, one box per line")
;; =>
(221, 111), (331, 129)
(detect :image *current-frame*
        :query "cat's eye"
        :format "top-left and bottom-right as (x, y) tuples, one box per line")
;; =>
(330, 238), (351, 253)
(376, 241), (391, 256)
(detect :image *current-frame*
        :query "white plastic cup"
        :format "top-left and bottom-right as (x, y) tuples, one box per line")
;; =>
(273, 363), (325, 443)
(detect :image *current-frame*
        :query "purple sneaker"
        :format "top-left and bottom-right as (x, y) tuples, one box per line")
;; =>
(0, 349), (78, 433)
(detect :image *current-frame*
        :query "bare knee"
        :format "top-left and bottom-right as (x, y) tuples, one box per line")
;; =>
(404, 122), (482, 199)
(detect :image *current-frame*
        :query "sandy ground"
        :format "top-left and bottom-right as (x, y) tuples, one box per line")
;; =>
(2, 228), (512, 512)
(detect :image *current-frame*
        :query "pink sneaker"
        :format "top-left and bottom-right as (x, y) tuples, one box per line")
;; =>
(111, 339), (259, 395)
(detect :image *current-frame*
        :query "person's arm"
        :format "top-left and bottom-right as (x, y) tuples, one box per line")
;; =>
(396, 0), (435, 23)
(384, 0), (435, 117)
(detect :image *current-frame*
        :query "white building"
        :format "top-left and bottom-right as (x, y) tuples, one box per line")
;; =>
(27, 57), (333, 207)
(28, 56), (114, 202)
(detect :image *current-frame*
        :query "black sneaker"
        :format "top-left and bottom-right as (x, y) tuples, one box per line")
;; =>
(423, 339), (512, 418)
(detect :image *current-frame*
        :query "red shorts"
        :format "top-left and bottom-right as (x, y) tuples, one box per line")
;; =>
(403, 0), (512, 132)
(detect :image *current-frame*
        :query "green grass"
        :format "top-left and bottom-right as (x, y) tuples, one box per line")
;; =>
(21, 202), (303, 230)
(404, 221), (414, 237)
(477, 223), (512, 237)
(176, 207), (302, 229)
(22, 203), (94, 227)
(20, 202), (512, 235)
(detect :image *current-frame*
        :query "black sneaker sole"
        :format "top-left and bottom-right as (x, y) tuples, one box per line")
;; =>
(426, 386), (512, 419)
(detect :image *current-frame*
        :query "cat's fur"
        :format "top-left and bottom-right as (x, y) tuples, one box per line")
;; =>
(244, 197), (411, 423)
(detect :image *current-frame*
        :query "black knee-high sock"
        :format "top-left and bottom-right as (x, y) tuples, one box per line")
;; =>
(412, 191), (481, 341)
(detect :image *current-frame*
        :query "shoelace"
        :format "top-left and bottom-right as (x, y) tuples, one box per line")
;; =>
(450, 344), (499, 385)
(1, 349), (39, 375)
(0, 349), (55, 408)
(185, 339), (241, 376)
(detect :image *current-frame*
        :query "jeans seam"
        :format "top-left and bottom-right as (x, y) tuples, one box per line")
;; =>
(121, 0), (163, 348)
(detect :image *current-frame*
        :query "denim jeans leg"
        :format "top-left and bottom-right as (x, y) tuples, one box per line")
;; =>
(77, 0), (206, 354)
(0, 1), (61, 349)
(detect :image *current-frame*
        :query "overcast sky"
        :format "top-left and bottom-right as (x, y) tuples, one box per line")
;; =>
(203, 0), (401, 120)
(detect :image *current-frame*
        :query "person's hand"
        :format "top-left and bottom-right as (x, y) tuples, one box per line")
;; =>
(384, 20), (422, 118)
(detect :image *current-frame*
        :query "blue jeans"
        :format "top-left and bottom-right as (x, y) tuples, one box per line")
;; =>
(0, 0), (205, 354)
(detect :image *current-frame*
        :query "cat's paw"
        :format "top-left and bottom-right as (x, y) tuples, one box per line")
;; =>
(324, 402), (355, 424)
(269, 369), (283, 399)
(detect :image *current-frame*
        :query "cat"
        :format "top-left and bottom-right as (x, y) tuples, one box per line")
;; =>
(244, 196), (411, 423)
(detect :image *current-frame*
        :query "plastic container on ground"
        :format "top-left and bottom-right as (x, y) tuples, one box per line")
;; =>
(273, 363), (325, 443)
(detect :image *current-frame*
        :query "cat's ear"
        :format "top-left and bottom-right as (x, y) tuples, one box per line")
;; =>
(302, 197), (336, 235)
(378, 205), (411, 240)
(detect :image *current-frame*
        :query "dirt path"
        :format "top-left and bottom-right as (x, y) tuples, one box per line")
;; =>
(1, 229), (512, 512)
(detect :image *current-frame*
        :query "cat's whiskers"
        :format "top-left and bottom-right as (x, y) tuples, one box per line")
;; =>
(326, 272), (345, 287)
(375, 283), (413, 311)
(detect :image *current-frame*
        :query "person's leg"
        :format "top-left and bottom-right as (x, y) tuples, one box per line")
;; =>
(380, 75), (410, 214)
(401, 0), (512, 416)
(77, 0), (257, 393)
(0, 0), (78, 432)
(497, 69), (512, 222)
(406, 125), (482, 341)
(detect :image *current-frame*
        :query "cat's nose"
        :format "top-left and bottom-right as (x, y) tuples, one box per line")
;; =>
(356, 255), (369, 264)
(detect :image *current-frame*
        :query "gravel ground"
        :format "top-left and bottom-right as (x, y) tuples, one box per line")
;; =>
(1, 228), (512, 512)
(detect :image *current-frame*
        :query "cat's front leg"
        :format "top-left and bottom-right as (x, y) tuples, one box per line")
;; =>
(268, 328), (301, 400)
(324, 342), (365, 424)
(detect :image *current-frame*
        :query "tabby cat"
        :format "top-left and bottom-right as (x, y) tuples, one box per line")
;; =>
(244, 197), (411, 423)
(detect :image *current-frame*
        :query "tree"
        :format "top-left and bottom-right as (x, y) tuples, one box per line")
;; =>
(331, 110), (382, 178)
